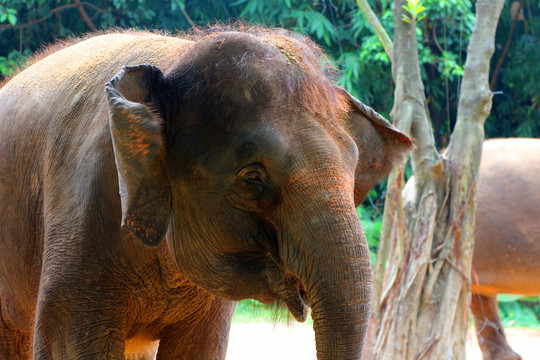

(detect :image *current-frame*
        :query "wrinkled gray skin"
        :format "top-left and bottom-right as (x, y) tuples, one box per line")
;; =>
(0, 30), (412, 359)
(404, 139), (540, 360)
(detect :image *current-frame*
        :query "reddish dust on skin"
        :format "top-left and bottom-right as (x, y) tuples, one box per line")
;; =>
(261, 36), (306, 69)
(124, 111), (154, 159)
(125, 216), (156, 242)
(354, 188), (363, 206)
(258, 33), (350, 127)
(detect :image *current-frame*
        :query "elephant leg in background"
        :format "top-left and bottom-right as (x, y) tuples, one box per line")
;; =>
(471, 293), (522, 360)
(156, 299), (235, 360)
(0, 296), (31, 360)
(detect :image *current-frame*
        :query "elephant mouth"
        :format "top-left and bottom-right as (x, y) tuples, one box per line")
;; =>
(255, 224), (309, 321)
(281, 275), (308, 322)
(264, 256), (309, 322)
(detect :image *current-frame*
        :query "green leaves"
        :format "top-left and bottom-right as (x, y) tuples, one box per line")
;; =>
(236, 0), (265, 18)
(0, 6), (17, 25)
(498, 296), (540, 329)
(295, 9), (338, 47)
(357, 205), (383, 264)
(402, 0), (426, 23)
(0, 49), (29, 77)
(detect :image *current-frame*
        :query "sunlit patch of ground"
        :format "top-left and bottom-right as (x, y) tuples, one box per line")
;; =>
(226, 323), (540, 360)
(227, 323), (316, 359)
(466, 327), (540, 360)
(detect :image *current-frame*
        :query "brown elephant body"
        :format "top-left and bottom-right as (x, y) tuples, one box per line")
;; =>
(0, 30), (411, 359)
(471, 138), (540, 360)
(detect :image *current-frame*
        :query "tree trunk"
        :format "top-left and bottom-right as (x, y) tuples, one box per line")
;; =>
(363, 0), (506, 359)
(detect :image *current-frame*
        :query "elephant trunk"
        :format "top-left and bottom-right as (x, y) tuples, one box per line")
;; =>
(281, 191), (373, 359)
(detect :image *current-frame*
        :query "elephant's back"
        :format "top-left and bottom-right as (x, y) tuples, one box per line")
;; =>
(2, 31), (191, 91)
(472, 138), (540, 296)
(0, 32), (191, 132)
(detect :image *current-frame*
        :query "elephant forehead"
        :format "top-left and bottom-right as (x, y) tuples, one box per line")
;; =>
(191, 32), (288, 72)
(168, 32), (349, 126)
(169, 32), (286, 96)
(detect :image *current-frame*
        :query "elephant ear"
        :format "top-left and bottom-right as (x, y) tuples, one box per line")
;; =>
(338, 88), (414, 206)
(106, 65), (171, 247)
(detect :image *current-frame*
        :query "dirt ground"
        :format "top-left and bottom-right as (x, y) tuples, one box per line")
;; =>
(227, 323), (540, 359)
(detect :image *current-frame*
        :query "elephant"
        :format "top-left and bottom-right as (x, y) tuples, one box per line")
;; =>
(0, 29), (412, 359)
(471, 138), (540, 360)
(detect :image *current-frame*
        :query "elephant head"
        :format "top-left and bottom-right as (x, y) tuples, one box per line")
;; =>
(105, 31), (412, 359)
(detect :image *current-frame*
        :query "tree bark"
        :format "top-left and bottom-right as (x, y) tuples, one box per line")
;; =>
(360, 0), (506, 359)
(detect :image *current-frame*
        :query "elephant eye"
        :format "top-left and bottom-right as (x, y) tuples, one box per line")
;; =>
(230, 164), (274, 206)
(237, 164), (268, 187)
(245, 171), (263, 184)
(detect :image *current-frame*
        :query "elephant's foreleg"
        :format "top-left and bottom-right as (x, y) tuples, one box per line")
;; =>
(32, 283), (127, 360)
(156, 298), (235, 360)
(471, 293), (522, 360)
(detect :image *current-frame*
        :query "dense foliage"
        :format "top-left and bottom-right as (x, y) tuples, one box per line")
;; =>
(1, 0), (539, 325)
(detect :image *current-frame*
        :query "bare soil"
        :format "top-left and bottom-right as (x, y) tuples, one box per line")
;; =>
(226, 323), (540, 359)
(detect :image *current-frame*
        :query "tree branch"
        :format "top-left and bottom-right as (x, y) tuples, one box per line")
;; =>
(180, 7), (196, 28)
(0, 2), (107, 31)
(356, 0), (393, 59)
(81, 2), (107, 14)
(490, 1), (521, 89)
(74, 0), (97, 32)
(0, 4), (79, 29)
(454, 0), (505, 129)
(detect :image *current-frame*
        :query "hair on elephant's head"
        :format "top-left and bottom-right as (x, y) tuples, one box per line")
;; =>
(106, 29), (412, 359)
